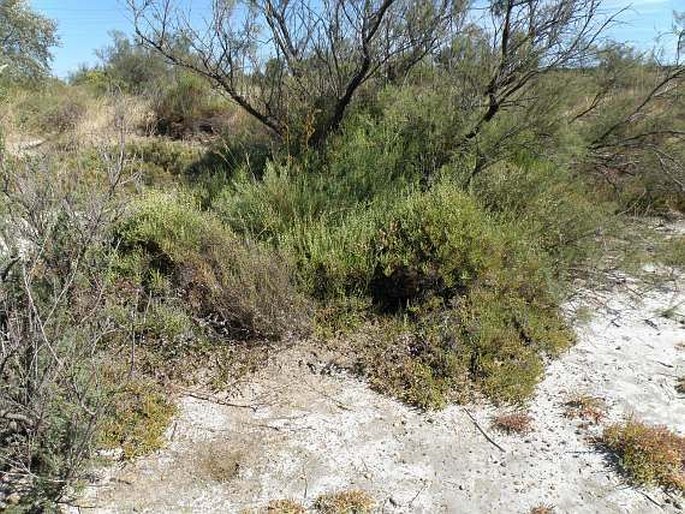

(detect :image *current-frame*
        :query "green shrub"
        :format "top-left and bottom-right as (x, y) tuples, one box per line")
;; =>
(353, 316), (469, 410)
(469, 159), (608, 270)
(150, 72), (228, 138)
(601, 419), (685, 491)
(99, 378), (176, 459)
(116, 190), (310, 341)
(126, 138), (202, 186)
(14, 83), (91, 135)
(213, 101), (451, 241)
(288, 180), (572, 406)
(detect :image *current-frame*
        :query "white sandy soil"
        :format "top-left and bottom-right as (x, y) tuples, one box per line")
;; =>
(76, 255), (685, 513)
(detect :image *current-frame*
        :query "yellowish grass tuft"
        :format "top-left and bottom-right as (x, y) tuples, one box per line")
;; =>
(529, 505), (555, 514)
(314, 489), (376, 514)
(266, 499), (307, 513)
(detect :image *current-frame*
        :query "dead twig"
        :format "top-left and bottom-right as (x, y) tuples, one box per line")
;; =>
(636, 489), (664, 510)
(181, 389), (259, 412)
(462, 407), (506, 453)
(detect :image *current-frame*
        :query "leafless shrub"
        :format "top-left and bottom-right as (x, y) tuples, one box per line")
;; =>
(0, 109), (139, 506)
(129, 0), (464, 147)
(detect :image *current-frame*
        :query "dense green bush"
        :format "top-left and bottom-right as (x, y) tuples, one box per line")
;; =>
(14, 82), (90, 135)
(469, 159), (609, 269)
(273, 180), (572, 406)
(116, 190), (310, 341)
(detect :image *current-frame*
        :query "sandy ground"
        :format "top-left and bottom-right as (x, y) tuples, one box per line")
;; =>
(75, 256), (685, 513)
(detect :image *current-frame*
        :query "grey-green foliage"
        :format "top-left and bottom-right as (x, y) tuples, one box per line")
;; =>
(0, 0), (59, 83)
(91, 30), (170, 94)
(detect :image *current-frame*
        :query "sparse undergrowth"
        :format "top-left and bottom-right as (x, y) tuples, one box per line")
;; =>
(564, 394), (606, 425)
(492, 411), (534, 435)
(600, 419), (685, 492)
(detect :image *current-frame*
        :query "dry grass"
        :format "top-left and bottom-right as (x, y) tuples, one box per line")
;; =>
(529, 506), (555, 514)
(492, 411), (533, 435)
(563, 394), (606, 425)
(265, 499), (307, 513)
(314, 489), (376, 513)
(601, 418), (685, 491)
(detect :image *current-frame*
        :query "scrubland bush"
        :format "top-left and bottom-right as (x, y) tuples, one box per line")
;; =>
(0, 141), (311, 507)
(12, 82), (91, 135)
(5, 0), (685, 507)
(0, 145), (138, 506)
(469, 160), (610, 269)
(150, 72), (230, 138)
(240, 177), (573, 407)
(116, 190), (309, 341)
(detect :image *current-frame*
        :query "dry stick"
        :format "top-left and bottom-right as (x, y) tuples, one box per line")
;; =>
(462, 407), (506, 453)
(636, 489), (663, 510)
(408, 480), (429, 507)
(182, 389), (259, 412)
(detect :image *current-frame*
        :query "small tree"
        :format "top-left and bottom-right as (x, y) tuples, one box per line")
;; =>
(94, 30), (171, 95)
(449, 0), (622, 182)
(0, 0), (58, 82)
(129, 0), (464, 147)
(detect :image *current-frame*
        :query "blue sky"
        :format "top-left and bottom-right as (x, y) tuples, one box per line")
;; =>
(32, 0), (682, 78)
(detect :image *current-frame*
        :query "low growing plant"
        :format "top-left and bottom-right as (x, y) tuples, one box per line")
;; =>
(601, 418), (685, 492)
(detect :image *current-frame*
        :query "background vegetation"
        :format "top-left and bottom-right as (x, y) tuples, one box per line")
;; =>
(1, 0), (684, 508)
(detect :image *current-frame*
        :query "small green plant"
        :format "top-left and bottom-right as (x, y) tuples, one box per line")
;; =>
(314, 489), (376, 514)
(601, 418), (685, 492)
(98, 378), (176, 459)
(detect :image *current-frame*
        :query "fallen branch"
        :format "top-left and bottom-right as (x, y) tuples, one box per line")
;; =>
(0, 410), (34, 426)
(462, 407), (506, 453)
(636, 489), (663, 510)
(181, 389), (259, 412)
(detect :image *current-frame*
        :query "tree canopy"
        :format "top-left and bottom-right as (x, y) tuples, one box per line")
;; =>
(0, 0), (58, 82)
